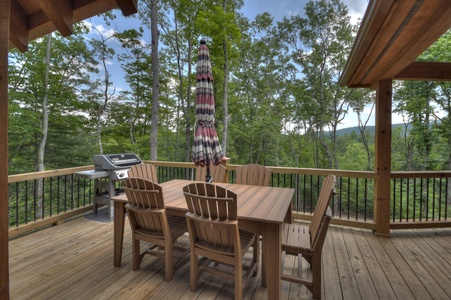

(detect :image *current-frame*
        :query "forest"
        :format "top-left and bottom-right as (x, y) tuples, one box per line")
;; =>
(7, 0), (451, 176)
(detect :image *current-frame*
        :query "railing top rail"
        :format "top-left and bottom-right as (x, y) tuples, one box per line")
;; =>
(8, 166), (94, 183)
(391, 171), (451, 179)
(145, 160), (377, 179)
(9, 161), (451, 184)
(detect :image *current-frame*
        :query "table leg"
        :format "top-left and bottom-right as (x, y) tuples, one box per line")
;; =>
(262, 222), (282, 300)
(114, 201), (125, 267)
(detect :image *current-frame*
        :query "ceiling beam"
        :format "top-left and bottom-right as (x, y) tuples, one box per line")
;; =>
(9, 3), (29, 52)
(367, 0), (451, 86)
(115, 0), (138, 16)
(395, 62), (451, 81)
(37, 0), (73, 37)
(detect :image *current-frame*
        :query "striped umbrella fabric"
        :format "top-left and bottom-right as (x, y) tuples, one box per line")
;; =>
(192, 40), (224, 170)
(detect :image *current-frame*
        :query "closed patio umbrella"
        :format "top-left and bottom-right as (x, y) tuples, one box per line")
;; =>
(192, 39), (224, 182)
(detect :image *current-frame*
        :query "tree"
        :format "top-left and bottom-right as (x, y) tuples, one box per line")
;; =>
(227, 13), (290, 165)
(88, 20), (117, 154)
(278, 0), (358, 169)
(159, 0), (200, 162)
(8, 25), (98, 173)
(139, 0), (161, 160)
(194, 0), (243, 156)
(115, 27), (153, 152)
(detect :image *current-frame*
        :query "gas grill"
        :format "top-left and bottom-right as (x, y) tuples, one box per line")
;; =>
(93, 153), (142, 180)
(76, 153), (142, 218)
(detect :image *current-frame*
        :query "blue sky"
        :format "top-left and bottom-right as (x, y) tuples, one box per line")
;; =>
(88, 1), (377, 129)
(240, 0), (368, 23)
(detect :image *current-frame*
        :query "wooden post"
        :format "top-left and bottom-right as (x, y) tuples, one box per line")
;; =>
(0, 1), (10, 298)
(374, 79), (392, 236)
(221, 156), (231, 183)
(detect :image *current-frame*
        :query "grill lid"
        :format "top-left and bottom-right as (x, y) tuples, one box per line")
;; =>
(93, 153), (142, 170)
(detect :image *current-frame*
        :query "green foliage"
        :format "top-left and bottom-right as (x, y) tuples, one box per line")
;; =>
(7, 2), (451, 178)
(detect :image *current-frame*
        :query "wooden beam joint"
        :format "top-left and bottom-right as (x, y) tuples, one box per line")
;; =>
(38, 0), (73, 37)
(395, 61), (451, 81)
(115, 0), (138, 16)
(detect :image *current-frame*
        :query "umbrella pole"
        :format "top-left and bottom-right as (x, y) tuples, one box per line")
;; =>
(206, 165), (212, 183)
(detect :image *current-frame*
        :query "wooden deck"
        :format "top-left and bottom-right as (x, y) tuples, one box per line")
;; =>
(9, 209), (451, 300)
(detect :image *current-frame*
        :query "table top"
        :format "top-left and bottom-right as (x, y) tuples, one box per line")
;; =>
(112, 179), (294, 224)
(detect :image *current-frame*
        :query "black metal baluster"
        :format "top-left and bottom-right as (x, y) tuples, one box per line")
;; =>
(15, 182), (19, 226)
(25, 181), (28, 224)
(50, 177), (53, 217)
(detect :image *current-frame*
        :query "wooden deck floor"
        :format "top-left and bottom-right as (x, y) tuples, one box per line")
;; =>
(9, 209), (451, 300)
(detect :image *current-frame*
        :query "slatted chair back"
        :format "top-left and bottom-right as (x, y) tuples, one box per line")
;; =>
(127, 163), (158, 183)
(122, 178), (166, 236)
(195, 164), (227, 183)
(309, 174), (335, 245)
(183, 182), (259, 300)
(183, 182), (239, 253)
(235, 164), (271, 186)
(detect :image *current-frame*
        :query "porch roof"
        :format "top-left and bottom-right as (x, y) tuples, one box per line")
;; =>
(339, 0), (451, 88)
(9, 0), (138, 52)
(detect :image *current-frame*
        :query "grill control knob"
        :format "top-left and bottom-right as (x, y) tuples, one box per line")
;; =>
(118, 172), (125, 178)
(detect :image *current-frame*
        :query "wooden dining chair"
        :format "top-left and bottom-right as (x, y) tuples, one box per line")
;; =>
(183, 182), (259, 300)
(122, 178), (188, 282)
(127, 163), (158, 183)
(235, 164), (271, 186)
(194, 164), (227, 183)
(281, 174), (336, 299)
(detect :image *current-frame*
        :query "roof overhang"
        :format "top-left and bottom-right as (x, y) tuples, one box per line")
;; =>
(9, 0), (138, 53)
(339, 0), (451, 88)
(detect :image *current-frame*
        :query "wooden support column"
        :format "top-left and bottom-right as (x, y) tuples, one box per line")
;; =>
(0, 1), (10, 298)
(374, 79), (392, 236)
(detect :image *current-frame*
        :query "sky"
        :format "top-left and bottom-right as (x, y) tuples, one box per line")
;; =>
(240, 0), (368, 24)
(89, 0), (387, 130)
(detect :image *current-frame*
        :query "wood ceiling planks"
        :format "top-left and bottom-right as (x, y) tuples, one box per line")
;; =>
(8, 0), (138, 52)
(340, 0), (451, 88)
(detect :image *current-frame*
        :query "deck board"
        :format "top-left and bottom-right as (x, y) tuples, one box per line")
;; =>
(9, 210), (451, 300)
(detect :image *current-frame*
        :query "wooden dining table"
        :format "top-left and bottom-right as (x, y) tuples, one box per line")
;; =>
(111, 179), (294, 300)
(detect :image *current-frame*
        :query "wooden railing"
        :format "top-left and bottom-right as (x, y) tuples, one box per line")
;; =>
(390, 171), (451, 229)
(8, 162), (451, 237)
(8, 166), (95, 237)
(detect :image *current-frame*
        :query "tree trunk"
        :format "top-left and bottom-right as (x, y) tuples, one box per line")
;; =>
(185, 39), (193, 162)
(150, 0), (159, 161)
(36, 34), (52, 218)
(36, 34), (51, 173)
(221, 0), (229, 156)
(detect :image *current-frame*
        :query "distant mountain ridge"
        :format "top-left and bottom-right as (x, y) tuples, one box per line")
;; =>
(336, 123), (409, 137)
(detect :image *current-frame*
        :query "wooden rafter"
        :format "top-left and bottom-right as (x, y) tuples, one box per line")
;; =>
(37, 0), (73, 37)
(9, 1), (29, 52)
(395, 62), (451, 81)
(115, 0), (138, 16)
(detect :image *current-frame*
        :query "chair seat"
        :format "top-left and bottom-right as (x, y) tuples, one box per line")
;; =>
(167, 215), (188, 238)
(133, 214), (187, 240)
(195, 230), (256, 256)
(282, 223), (313, 256)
